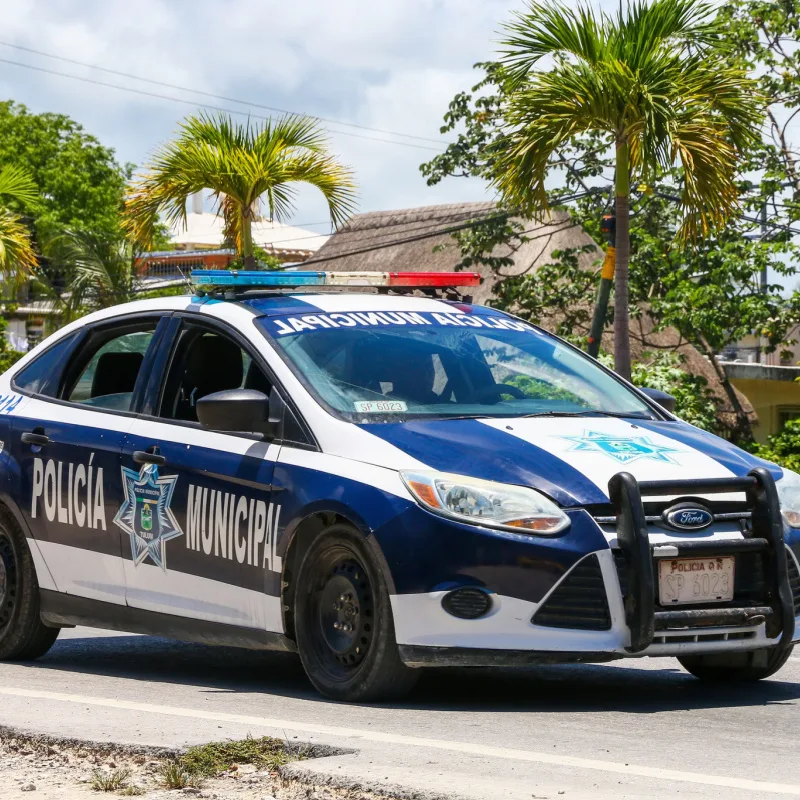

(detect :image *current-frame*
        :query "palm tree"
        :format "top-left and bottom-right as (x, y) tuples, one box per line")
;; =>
(39, 228), (142, 321)
(0, 164), (38, 286)
(124, 112), (358, 267)
(496, 0), (762, 379)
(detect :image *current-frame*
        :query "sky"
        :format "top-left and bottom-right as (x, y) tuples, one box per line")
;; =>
(0, 0), (528, 235)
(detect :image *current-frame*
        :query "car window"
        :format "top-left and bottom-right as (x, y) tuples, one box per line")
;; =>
(63, 325), (157, 412)
(12, 333), (78, 397)
(261, 312), (655, 422)
(159, 325), (272, 423)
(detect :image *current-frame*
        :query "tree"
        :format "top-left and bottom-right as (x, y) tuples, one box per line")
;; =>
(494, 0), (762, 379)
(124, 112), (358, 267)
(0, 164), (38, 286)
(0, 101), (128, 242)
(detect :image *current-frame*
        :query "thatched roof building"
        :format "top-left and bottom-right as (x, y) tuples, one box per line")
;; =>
(312, 201), (755, 432)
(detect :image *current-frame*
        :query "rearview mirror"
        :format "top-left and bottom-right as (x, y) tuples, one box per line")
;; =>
(196, 388), (275, 436)
(639, 387), (676, 414)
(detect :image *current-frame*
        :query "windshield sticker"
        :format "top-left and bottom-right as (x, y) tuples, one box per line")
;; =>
(263, 311), (536, 337)
(354, 400), (408, 413)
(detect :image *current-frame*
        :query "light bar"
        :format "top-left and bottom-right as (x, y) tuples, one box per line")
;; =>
(190, 269), (481, 292)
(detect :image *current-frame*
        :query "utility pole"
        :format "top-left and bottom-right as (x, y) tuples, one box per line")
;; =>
(759, 200), (768, 363)
(586, 213), (616, 358)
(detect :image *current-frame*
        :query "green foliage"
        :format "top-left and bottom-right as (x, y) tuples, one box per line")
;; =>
(89, 767), (132, 792)
(125, 112), (357, 266)
(496, 0), (762, 240)
(158, 761), (203, 790)
(504, 373), (587, 405)
(630, 351), (722, 433)
(0, 316), (24, 373)
(748, 419), (800, 472)
(0, 101), (128, 242)
(226, 244), (284, 271)
(178, 735), (297, 778)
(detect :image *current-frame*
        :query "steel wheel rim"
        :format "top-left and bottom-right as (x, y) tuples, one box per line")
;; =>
(309, 549), (375, 679)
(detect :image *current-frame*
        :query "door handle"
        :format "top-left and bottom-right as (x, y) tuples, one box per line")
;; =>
(21, 428), (50, 447)
(133, 446), (166, 467)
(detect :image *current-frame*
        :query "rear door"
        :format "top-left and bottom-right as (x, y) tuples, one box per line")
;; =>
(120, 315), (283, 632)
(9, 315), (168, 605)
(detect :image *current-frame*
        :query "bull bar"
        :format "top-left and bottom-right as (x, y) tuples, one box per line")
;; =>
(608, 467), (796, 653)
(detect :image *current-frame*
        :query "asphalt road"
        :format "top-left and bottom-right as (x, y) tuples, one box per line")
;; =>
(1, 628), (799, 800)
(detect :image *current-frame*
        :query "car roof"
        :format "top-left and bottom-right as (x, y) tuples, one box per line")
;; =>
(63, 291), (506, 331)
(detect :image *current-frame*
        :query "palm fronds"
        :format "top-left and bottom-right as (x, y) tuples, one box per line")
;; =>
(496, 0), (762, 239)
(123, 112), (358, 256)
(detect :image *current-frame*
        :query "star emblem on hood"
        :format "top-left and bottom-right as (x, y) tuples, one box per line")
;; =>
(113, 463), (183, 570)
(559, 430), (683, 465)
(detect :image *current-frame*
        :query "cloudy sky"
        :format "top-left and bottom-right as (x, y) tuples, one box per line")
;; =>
(0, 0), (530, 235)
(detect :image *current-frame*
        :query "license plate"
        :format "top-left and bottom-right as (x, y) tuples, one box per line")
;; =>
(657, 556), (735, 605)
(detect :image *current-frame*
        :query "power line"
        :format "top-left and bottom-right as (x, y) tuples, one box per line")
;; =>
(0, 57), (447, 153)
(0, 40), (449, 147)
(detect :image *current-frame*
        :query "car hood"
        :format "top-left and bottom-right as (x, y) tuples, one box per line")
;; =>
(356, 416), (781, 506)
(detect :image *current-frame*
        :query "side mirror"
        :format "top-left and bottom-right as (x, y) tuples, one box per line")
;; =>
(640, 387), (677, 414)
(196, 388), (275, 436)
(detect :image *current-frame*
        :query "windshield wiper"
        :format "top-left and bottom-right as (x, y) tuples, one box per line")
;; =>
(519, 410), (654, 420)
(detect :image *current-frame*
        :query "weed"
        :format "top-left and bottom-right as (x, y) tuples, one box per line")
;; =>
(179, 734), (297, 777)
(158, 760), (203, 790)
(90, 767), (131, 792)
(119, 786), (145, 796)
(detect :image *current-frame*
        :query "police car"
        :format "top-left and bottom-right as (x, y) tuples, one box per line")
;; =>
(0, 269), (798, 702)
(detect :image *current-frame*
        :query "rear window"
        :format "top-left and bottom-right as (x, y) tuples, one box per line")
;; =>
(12, 333), (78, 397)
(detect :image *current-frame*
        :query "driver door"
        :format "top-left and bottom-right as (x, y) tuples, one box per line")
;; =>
(119, 318), (282, 633)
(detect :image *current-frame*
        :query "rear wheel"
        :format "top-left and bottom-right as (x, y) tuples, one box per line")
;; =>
(294, 524), (418, 702)
(0, 510), (59, 661)
(678, 645), (793, 682)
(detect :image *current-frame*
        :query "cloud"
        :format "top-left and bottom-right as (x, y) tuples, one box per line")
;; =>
(0, 0), (513, 224)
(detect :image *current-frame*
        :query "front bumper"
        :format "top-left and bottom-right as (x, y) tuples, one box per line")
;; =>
(392, 468), (800, 667)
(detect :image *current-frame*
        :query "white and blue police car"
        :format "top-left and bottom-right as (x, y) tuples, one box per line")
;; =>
(0, 269), (798, 701)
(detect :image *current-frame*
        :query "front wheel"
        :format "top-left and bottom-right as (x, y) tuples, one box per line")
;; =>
(294, 524), (419, 702)
(678, 645), (793, 682)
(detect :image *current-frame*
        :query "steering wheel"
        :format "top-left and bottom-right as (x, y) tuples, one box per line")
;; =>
(471, 383), (527, 404)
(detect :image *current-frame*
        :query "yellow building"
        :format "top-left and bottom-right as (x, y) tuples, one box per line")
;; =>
(722, 362), (800, 444)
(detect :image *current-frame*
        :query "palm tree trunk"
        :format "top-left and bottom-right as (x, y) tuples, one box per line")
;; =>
(613, 138), (632, 381)
(241, 205), (256, 269)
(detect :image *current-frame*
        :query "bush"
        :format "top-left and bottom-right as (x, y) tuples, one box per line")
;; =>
(748, 418), (800, 471)
(629, 351), (722, 434)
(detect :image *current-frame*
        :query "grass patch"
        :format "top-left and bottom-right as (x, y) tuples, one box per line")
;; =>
(178, 735), (297, 777)
(90, 767), (131, 792)
(158, 760), (203, 790)
(119, 786), (145, 796)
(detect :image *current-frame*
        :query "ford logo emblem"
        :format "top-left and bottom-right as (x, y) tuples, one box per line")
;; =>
(664, 506), (714, 531)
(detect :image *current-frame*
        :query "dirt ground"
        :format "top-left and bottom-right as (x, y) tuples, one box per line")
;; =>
(0, 729), (396, 800)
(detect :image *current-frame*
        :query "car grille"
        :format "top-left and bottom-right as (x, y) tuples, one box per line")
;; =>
(532, 554), (611, 631)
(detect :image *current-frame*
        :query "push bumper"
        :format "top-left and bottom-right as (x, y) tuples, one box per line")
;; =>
(393, 467), (798, 667)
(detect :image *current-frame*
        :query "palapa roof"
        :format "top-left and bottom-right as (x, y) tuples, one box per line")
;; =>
(313, 201), (754, 431)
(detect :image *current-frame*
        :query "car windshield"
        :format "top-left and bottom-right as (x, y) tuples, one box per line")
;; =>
(259, 310), (656, 422)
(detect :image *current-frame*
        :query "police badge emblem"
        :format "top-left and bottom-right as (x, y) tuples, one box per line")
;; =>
(113, 463), (183, 570)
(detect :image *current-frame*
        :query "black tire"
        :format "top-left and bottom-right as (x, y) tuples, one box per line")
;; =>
(678, 645), (794, 682)
(0, 508), (59, 661)
(294, 524), (419, 702)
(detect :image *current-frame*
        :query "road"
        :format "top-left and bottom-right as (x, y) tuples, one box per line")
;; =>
(0, 628), (799, 800)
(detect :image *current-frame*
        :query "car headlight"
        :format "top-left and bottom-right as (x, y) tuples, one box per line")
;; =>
(400, 470), (570, 535)
(777, 468), (800, 528)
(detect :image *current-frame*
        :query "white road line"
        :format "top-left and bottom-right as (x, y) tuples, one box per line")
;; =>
(1, 687), (799, 795)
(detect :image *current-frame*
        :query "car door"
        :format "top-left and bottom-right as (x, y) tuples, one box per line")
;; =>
(10, 315), (168, 606)
(120, 316), (282, 633)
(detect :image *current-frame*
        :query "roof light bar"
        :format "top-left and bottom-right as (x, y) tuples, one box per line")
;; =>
(190, 269), (481, 292)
